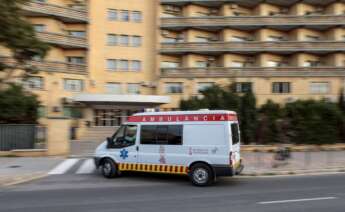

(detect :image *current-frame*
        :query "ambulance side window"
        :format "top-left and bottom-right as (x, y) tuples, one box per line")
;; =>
(140, 125), (183, 145)
(231, 123), (240, 145)
(141, 125), (156, 145)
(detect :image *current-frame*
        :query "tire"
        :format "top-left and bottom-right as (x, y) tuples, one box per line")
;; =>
(101, 158), (118, 178)
(189, 163), (214, 186)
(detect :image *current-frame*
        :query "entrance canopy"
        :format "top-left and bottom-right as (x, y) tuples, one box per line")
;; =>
(73, 94), (171, 107)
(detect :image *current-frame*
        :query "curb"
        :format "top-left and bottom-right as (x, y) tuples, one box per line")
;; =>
(0, 173), (48, 187)
(240, 167), (345, 177)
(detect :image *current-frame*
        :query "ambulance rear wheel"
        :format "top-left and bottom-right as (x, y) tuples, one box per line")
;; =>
(189, 163), (214, 186)
(101, 158), (118, 178)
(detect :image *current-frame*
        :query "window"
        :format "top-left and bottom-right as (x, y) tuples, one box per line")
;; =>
(119, 35), (129, 46)
(267, 61), (280, 67)
(67, 57), (85, 64)
(161, 61), (180, 68)
(119, 60), (129, 70)
(195, 61), (208, 68)
(197, 82), (214, 93)
(108, 9), (117, 20)
(230, 36), (247, 42)
(131, 11), (142, 22)
(64, 79), (83, 92)
(63, 107), (83, 118)
(230, 61), (245, 68)
(109, 125), (138, 148)
(303, 60), (321, 67)
(162, 37), (177, 43)
(140, 125), (183, 145)
(127, 83), (140, 94)
(107, 59), (117, 71)
(120, 10), (129, 21)
(107, 34), (117, 46)
(266, 36), (283, 42)
(131, 36), (142, 47)
(304, 35), (320, 41)
(272, 82), (291, 94)
(310, 82), (330, 94)
(68, 31), (86, 38)
(231, 123), (240, 145)
(235, 82), (252, 93)
(33, 24), (46, 32)
(25, 77), (44, 90)
(131, 60), (141, 71)
(105, 83), (122, 94)
(165, 82), (183, 94)
(194, 36), (209, 42)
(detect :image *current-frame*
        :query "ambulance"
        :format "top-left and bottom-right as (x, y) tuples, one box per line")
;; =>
(94, 110), (243, 186)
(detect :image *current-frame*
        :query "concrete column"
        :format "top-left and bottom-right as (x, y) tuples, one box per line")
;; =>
(46, 118), (72, 156)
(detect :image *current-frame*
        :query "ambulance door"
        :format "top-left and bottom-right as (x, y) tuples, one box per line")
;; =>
(230, 123), (241, 165)
(138, 124), (184, 165)
(106, 125), (138, 164)
(137, 125), (161, 164)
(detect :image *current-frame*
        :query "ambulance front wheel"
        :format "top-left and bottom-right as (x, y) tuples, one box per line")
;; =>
(101, 158), (118, 178)
(189, 163), (214, 186)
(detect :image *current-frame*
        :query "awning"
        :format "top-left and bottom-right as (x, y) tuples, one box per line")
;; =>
(73, 94), (171, 106)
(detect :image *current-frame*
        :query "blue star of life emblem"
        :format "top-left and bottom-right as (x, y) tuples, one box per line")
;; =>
(120, 149), (129, 160)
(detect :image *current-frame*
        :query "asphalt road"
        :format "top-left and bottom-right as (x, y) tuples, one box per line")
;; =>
(0, 172), (345, 212)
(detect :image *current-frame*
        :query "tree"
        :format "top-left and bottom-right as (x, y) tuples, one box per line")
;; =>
(179, 84), (257, 144)
(0, 84), (40, 124)
(339, 89), (345, 114)
(285, 100), (343, 144)
(0, 0), (49, 88)
(257, 100), (283, 144)
(238, 91), (257, 144)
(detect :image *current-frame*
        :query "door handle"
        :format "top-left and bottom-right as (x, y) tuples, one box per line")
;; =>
(136, 146), (139, 151)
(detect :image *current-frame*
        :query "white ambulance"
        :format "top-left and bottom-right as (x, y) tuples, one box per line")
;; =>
(94, 110), (243, 186)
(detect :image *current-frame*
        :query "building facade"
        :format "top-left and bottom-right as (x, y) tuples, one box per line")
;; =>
(1, 0), (345, 133)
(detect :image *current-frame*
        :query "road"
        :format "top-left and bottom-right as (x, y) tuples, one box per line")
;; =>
(0, 165), (345, 212)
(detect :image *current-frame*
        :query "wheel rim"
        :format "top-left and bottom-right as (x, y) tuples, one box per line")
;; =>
(103, 162), (112, 175)
(193, 168), (208, 184)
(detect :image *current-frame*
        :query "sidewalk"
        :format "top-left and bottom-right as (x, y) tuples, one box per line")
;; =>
(0, 157), (63, 187)
(241, 151), (345, 175)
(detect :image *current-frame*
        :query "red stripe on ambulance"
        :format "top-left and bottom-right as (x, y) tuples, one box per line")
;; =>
(127, 114), (237, 122)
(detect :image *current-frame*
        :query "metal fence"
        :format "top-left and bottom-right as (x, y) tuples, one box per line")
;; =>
(0, 125), (46, 151)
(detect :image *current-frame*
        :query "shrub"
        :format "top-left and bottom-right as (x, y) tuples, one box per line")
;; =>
(0, 84), (40, 124)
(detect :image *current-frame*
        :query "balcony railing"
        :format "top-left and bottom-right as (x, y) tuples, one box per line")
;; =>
(161, 0), (328, 6)
(0, 57), (87, 75)
(160, 41), (345, 54)
(22, 1), (88, 23)
(36, 32), (88, 49)
(160, 67), (345, 78)
(161, 15), (345, 29)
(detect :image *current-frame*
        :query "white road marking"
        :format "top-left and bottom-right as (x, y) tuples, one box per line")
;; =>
(76, 159), (96, 174)
(48, 159), (79, 175)
(258, 197), (337, 205)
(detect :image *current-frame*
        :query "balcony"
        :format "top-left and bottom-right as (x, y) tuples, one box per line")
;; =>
(161, 0), (336, 7)
(161, 15), (345, 30)
(0, 57), (87, 75)
(160, 41), (345, 54)
(22, 1), (88, 23)
(160, 67), (345, 78)
(37, 32), (88, 49)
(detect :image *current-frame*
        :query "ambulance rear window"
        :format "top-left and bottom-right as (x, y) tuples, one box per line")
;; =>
(231, 123), (240, 145)
(141, 125), (183, 145)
